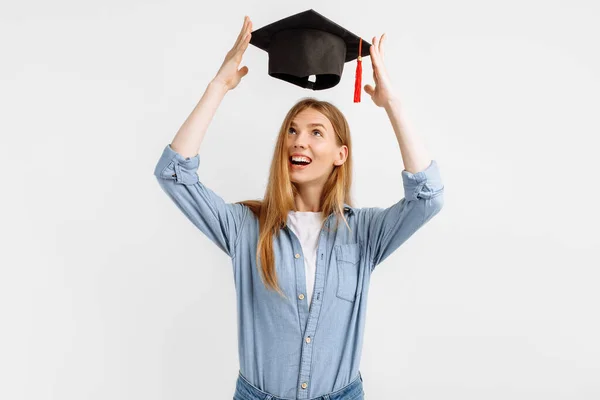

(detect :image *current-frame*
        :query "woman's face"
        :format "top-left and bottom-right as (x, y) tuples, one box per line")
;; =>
(286, 108), (347, 185)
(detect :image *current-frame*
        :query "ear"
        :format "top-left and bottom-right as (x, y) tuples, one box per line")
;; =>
(334, 145), (348, 166)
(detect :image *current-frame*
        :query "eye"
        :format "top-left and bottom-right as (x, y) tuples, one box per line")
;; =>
(288, 127), (322, 137)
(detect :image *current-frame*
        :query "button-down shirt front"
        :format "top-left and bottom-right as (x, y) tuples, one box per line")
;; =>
(154, 144), (444, 399)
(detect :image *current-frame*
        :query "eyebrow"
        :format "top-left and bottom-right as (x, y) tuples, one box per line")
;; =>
(290, 122), (327, 131)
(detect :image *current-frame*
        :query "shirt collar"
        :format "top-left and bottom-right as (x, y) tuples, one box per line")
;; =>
(343, 203), (354, 215)
(282, 203), (354, 229)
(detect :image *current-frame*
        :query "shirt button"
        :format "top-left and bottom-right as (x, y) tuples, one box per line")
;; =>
(301, 382), (308, 389)
(305, 337), (311, 343)
(298, 294), (304, 300)
(295, 253), (300, 259)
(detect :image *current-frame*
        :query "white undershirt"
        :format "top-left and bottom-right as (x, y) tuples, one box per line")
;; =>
(286, 211), (323, 310)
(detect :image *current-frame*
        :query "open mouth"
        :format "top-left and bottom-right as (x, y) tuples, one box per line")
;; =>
(289, 156), (312, 170)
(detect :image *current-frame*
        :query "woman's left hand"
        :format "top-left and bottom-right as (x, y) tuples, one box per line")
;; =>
(364, 34), (399, 108)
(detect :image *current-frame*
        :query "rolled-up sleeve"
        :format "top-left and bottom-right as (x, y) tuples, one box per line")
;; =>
(153, 144), (247, 259)
(363, 159), (444, 271)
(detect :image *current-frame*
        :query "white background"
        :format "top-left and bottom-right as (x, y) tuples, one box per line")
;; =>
(2, 0), (599, 399)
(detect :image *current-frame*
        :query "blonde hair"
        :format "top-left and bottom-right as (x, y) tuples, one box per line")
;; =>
(235, 97), (354, 299)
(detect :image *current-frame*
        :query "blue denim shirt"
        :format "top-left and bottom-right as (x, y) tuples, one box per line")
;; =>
(154, 144), (444, 399)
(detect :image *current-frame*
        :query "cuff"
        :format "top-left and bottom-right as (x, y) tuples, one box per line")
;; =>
(401, 159), (444, 201)
(153, 144), (200, 185)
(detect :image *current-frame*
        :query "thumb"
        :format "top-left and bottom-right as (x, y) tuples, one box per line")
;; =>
(364, 84), (374, 96)
(238, 66), (249, 77)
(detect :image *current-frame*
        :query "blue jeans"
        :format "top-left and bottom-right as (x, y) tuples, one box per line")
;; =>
(233, 371), (365, 400)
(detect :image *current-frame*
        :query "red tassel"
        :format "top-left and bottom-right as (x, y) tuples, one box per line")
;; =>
(354, 38), (363, 103)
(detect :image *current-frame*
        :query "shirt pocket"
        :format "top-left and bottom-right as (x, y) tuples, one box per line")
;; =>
(334, 243), (361, 302)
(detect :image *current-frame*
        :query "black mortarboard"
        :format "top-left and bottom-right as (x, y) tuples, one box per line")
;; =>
(249, 9), (371, 102)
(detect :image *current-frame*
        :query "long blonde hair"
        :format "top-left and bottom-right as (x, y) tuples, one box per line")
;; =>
(235, 97), (354, 299)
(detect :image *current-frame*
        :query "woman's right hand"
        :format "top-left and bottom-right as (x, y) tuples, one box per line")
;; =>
(212, 16), (253, 91)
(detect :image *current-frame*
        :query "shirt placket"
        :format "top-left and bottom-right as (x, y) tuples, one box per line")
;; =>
(286, 212), (334, 399)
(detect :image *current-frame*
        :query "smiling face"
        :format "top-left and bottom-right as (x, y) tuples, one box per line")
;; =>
(286, 108), (348, 186)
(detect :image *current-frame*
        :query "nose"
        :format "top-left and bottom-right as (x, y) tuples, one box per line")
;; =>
(288, 132), (308, 149)
(292, 139), (307, 149)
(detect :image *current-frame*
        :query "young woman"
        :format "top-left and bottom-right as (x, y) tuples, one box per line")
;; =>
(154, 16), (444, 400)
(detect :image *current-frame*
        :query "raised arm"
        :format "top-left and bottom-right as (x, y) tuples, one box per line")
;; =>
(170, 16), (253, 158)
(361, 33), (444, 271)
(153, 16), (254, 259)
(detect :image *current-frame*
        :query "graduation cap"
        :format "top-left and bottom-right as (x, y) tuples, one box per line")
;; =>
(249, 9), (371, 102)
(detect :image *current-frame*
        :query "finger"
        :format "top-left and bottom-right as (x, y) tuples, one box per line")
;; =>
(238, 31), (251, 53)
(240, 16), (250, 38)
(379, 33), (385, 60)
(236, 23), (252, 52)
(237, 20), (252, 51)
(369, 41), (380, 73)
(234, 16), (250, 49)
(371, 36), (380, 59)
(369, 36), (377, 54)
(364, 84), (374, 96)
(233, 16), (247, 48)
(238, 65), (249, 78)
